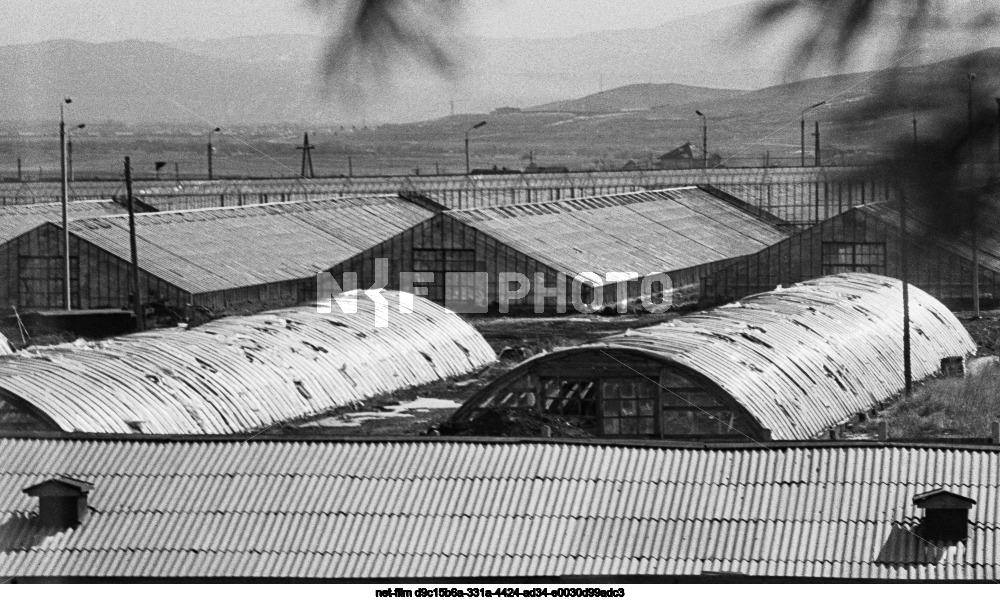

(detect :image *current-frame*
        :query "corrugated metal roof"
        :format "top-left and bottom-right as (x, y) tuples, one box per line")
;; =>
(0, 200), (126, 244)
(65, 195), (433, 295)
(1, 437), (998, 581)
(448, 188), (788, 277)
(0, 291), (496, 435)
(456, 273), (976, 440)
(0, 333), (10, 355)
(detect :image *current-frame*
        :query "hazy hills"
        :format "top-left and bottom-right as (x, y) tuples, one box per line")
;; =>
(528, 84), (748, 115)
(2, 0), (1000, 126)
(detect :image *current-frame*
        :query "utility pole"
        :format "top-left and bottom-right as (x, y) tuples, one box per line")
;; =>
(969, 73), (980, 318)
(16, 157), (21, 182)
(695, 110), (708, 169)
(801, 101), (826, 167)
(814, 121), (821, 167)
(59, 98), (72, 311)
(348, 156), (353, 177)
(124, 156), (144, 331)
(465, 120), (487, 175)
(207, 127), (220, 180)
(297, 132), (315, 178)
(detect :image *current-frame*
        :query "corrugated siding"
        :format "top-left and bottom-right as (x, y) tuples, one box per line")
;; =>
(0, 201), (126, 244)
(1, 439), (998, 580)
(461, 273), (976, 440)
(0, 292), (496, 434)
(449, 188), (788, 277)
(67, 195), (434, 295)
(701, 204), (1000, 306)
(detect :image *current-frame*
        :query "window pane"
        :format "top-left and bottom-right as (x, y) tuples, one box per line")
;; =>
(637, 417), (656, 434)
(603, 419), (620, 435)
(620, 400), (637, 416)
(662, 410), (694, 435)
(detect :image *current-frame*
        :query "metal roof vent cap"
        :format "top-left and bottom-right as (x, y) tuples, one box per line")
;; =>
(23, 476), (94, 529)
(913, 488), (976, 541)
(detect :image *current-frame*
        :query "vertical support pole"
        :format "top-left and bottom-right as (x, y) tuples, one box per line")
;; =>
(465, 135), (470, 175)
(60, 103), (71, 310)
(207, 139), (213, 180)
(17, 157), (22, 182)
(702, 119), (708, 169)
(814, 121), (820, 167)
(348, 156), (353, 177)
(67, 138), (74, 182)
(900, 184), (912, 395)
(800, 118), (806, 167)
(125, 156), (144, 332)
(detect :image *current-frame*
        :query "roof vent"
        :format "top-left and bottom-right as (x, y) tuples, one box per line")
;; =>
(23, 476), (94, 529)
(913, 488), (976, 541)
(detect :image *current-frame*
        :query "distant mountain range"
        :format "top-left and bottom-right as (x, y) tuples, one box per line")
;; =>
(2, 0), (1000, 125)
(527, 84), (748, 115)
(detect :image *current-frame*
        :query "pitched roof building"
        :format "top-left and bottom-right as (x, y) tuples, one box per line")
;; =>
(0, 195), (435, 313)
(328, 188), (789, 313)
(2, 436), (998, 582)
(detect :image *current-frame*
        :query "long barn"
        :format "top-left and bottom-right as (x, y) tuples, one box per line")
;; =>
(701, 203), (1000, 308)
(0, 195), (434, 314)
(450, 273), (976, 440)
(0, 291), (496, 435)
(327, 187), (789, 313)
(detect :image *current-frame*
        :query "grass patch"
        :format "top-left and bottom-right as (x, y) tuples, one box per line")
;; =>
(856, 363), (1000, 439)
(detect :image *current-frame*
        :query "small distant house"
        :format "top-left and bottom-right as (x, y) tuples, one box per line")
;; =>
(657, 142), (722, 169)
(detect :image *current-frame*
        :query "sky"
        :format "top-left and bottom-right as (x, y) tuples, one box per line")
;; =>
(0, 0), (754, 45)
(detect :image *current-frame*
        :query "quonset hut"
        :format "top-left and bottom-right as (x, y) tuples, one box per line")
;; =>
(0, 292), (496, 434)
(450, 273), (976, 441)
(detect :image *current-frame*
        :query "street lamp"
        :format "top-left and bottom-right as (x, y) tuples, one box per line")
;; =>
(67, 123), (85, 182)
(207, 127), (221, 180)
(695, 110), (708, 169)
(59, 97), (73, 310)
(465, 120), (487, 175)
(801, 101), (826, 167)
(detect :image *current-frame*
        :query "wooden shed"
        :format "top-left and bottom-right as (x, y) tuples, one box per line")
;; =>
(327, 187), (788, 314)
(701, 203), (1000, 308)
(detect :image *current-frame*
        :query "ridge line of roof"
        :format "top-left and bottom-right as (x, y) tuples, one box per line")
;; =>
(63, 193), (404, 225)
(1, 431), (998, 451)
(447, 187), (699, 215)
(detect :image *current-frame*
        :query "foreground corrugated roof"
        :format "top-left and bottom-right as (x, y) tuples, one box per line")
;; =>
(455, 273), (976, 440)
(448, 187), (788, 277)
(65, 195), (433, 294)
(0, 200), (126, 244)
(1, 437), (998, 581)
(0, 291), (495, 434)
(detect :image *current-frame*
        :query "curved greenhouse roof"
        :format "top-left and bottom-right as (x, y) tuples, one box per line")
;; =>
(453, 273), (976, 440)
(0, 291), (496, 435)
